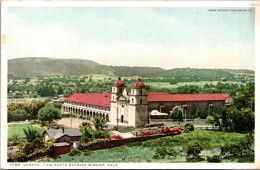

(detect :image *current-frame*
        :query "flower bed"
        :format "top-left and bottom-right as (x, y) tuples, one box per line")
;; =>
(111, 135), (123, 139)
(135, 126), (183, 137)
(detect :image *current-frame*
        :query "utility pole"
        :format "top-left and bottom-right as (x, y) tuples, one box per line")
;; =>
(116, 106), (119, 130)
(148, 112), (151, 130)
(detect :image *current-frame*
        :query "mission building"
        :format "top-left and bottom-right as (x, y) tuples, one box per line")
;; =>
(62, 78), (227, 127)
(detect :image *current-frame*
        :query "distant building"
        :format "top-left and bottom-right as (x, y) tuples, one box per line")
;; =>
(53, 95), (65, 104)
(62, 78), (228, 127)
(43, 128), (82, 157)
(43, 128), (82, 143)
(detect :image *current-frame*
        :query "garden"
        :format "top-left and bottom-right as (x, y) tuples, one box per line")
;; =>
(51, 129), (254, 163)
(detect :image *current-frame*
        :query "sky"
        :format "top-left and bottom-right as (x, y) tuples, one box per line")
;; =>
(8, 7), (255, 70)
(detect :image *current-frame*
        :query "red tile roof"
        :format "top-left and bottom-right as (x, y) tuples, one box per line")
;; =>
(65, 92), (227, 108)
(147, 92), (170, 95)
(64, 93), (111, 108)
(147, 93), (227, 102)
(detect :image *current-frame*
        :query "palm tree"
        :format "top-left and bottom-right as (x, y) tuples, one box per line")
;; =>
(100, 118), (107, 130)
(23, 126), (40, 142)
(93, 118), (102, 130)
(93, 118), (107, 130)
(79, 122), (93, 138)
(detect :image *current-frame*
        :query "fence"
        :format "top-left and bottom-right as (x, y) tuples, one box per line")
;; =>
(151, 119), (205, 123)
(194, 126), (220, 130)
(81, 132), (181, 151)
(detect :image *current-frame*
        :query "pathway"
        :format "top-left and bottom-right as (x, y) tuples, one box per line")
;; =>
(51, 118), (96, 130)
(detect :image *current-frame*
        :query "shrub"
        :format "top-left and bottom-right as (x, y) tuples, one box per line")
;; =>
(207, 156), (222, 163)
(153, 147), (177, 159)
(196, 106), (207, 119)
(169, 106), (183, 123)
(153, 153), (160, 159)
(10, 109), (29, 121)
(184, 123), (194, 132)
(221, 134), (254, 157)
(68, 148), (81, 156)
(205, 115), (215, 126)
(23, 126), (41, 142)
(185, 141), (203, 159)
(11, 138), (55, 162)
(79, 136), (90, 145)
(112, 126), (118, 131)
(11, 135), (21, 145)
(82, 149), (93, 156)
(92, 130), (110, 139)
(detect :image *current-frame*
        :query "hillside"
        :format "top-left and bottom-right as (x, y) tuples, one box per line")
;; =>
(148, 68), (236, 81)
(8, 57), (114, 78)
(111, 66), (165, 77)
(8, 57), (254, 81)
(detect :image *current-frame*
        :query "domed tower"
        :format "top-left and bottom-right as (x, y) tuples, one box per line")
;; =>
(110, 77), (126, 125)
(129, 78), (148, 127)
(111, 77), (125, 102)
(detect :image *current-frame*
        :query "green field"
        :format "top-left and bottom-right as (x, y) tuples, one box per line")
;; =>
(51, 130), (254, 163)
(8, 123), (45, 139)
(145, 81), (242, 89)
(8, 97), (50, 104)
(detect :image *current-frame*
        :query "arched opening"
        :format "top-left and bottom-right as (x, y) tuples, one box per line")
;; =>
(140, 90), (142, 95)
(132, 98), (134, 104)
(106, 114), (109, 121)
(121, 115), (124, 123)
(140, 98), (143, 104)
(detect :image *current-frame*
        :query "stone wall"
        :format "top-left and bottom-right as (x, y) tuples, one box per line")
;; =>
(151, 119), (206, 123)
(81, 133), (181, 151)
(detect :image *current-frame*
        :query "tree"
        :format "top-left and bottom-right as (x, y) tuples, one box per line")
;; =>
(212, 82), (254, 132)
(170, 80), (178, 85)
(232, 82), (254, 112)
(57, 86), (63, 95)
(38, 104), (62, 125)
(79, 122), (93, 138)
(195, 106), (207, 119)
(93, 118), (102, 130)
(10, 109), (29, 121)
(205, 115), (215, 126)
(23, 126), (41, 142)
(169, 106), (183, 123)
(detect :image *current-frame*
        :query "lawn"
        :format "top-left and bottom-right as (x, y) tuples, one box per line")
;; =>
(8, 123), (45, 139)
(51, 130), (254, 163)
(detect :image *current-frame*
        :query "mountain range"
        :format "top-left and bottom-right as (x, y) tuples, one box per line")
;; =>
(8, 57), (254, 80)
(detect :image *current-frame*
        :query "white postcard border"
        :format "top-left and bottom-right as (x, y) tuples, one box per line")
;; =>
(1, 1), (260, 169)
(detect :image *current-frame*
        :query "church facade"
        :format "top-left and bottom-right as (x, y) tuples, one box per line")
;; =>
(62, 78), (228, 127)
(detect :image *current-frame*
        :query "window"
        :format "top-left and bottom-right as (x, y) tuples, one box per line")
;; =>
(140, 99), (143, 104)
(132, 98), (134, 104)
(121, 115), (124, 123)
(140, 90), (142, 95)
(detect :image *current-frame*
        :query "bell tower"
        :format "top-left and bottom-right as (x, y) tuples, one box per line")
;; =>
(129, 78), (148, 127)
(110, 77), (126, 125)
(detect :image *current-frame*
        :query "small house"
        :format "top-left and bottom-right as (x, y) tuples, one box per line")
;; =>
(43, 128), (83, 157)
